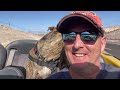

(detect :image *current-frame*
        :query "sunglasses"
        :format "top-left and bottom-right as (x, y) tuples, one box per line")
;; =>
(62, 31), (102, 44)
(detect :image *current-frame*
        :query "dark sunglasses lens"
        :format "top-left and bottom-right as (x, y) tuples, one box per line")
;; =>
(63, 33), (76, 43)
(81, 32), (97, 43)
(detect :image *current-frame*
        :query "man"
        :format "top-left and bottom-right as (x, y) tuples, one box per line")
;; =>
(47, 11), (120, 79)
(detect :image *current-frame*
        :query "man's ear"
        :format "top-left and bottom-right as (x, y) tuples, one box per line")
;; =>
(101, 36), (107, 53)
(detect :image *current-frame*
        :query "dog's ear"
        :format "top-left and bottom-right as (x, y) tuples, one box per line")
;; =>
(58, 47), (69, 70)
(48, 26), (57, 32)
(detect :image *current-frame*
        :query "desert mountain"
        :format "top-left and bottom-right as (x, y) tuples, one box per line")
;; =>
(0, 24), (120, 47)
(104, 26), (120, 40)
(0, 24), (44, 47)
(104, 26), (120, 32)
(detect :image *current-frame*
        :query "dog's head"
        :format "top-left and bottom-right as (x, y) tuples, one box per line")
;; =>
(29, 29), (64, 71)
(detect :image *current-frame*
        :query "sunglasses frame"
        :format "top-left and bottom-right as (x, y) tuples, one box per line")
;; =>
(62, 31), (103, 44)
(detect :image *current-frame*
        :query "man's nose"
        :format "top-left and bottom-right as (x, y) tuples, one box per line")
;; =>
(73, 34), (84, 49)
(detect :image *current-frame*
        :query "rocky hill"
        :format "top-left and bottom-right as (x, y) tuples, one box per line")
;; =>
(104, 26), (120, 32)
(0, 24), (44, 47)
(0, 24), (120, 47)
(104, 26), (120, 40)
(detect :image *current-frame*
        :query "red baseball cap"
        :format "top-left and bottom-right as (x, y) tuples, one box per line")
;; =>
(57, 11), (104, 36)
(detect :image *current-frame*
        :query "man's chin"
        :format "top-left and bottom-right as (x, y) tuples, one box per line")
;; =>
(70, 62), (89, 69)
(72, 57), (89, 64)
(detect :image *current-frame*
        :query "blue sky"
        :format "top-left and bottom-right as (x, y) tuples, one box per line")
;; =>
(0, 11), (120, 34)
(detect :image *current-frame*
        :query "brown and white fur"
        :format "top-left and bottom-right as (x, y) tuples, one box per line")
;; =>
(26, 27), (65, 79)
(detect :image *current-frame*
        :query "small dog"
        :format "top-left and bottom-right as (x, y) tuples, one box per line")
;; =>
(26, 27), (65, 79)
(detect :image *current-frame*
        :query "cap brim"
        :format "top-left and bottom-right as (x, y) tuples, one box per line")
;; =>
(57, 14), (103, 35)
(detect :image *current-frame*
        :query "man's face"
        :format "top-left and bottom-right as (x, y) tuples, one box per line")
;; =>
(63, 23), (106, 71)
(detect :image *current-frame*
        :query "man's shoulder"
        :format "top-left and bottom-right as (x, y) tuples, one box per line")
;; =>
(47, 68), (71, 79)
(99, 63), (120, 79)
(102, 63), (120, 72)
